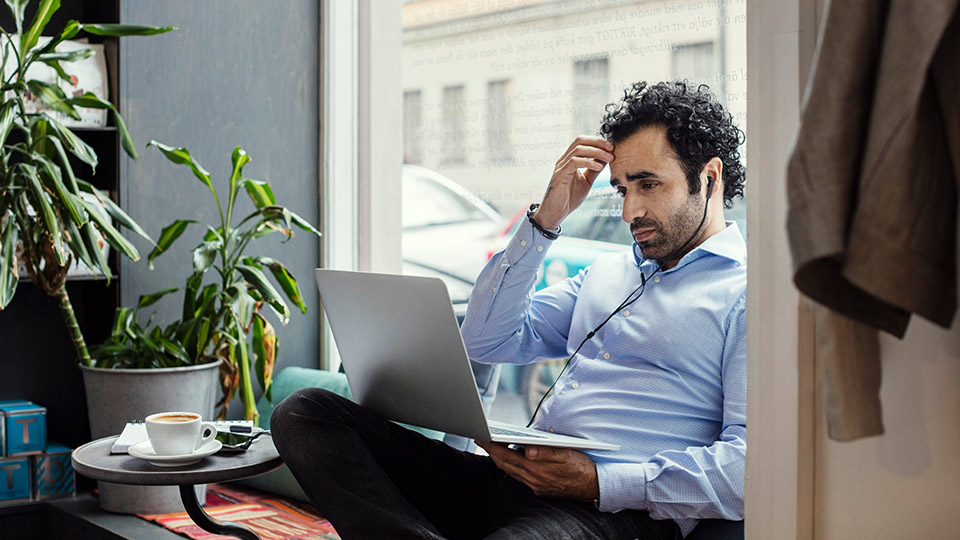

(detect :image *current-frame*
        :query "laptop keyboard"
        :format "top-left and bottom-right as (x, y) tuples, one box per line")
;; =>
(490, 426), (548, 439)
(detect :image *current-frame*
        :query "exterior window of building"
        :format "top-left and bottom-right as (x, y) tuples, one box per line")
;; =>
(672, 41), (715, 86)
(403, 90), (423, 164)
(486, 80), (513, 163)
(572, 57), (609, 136)
(401, 0), (747, 425)
(441, 85), (466, 164)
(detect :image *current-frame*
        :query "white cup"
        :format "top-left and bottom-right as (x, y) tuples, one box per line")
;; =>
(145, 411), (217, 456)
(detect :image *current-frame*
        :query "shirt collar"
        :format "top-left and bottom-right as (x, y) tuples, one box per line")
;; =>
(632, 221), (746, 270)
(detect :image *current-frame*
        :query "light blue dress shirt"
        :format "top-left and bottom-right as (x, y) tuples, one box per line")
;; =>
(461, 217), (746, 536)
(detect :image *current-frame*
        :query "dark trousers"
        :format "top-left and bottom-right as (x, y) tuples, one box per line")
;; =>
(271, 388), (681, 540)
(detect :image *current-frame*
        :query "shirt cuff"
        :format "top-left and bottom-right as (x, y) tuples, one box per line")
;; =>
(502, 217), (554, 269)
(595, 461), (650, 512)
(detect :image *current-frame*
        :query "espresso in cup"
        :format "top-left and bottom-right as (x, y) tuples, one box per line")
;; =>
(152, 414), (196, 423)
(145, 411), (217, 456)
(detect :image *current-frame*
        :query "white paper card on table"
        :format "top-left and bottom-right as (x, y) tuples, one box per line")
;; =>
(111, 422), (147, 454)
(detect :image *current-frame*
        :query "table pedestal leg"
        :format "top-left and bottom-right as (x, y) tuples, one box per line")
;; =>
(179, 484), (261, 540)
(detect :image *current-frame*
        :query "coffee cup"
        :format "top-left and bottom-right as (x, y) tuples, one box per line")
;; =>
(144, 411), (217, 456)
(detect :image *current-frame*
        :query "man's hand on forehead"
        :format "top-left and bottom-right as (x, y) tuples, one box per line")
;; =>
(533, 136), (615, 230)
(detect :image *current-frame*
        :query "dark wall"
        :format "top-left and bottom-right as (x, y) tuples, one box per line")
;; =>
(118, 1), (320, 416)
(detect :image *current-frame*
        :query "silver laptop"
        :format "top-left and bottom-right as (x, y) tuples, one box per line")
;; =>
(314, 269), (619, 451)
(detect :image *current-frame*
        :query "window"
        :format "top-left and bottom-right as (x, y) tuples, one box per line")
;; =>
(403, 90), (424, 164)
(441, 85), (466, 164)
(486, 80), (513, 163)
(672, 42), (715, 86)
(400, 0), (747, 426)
(573, 57), (610, 136)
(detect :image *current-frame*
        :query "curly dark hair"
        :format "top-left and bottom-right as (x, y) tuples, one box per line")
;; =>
(599, 81), (745, 208)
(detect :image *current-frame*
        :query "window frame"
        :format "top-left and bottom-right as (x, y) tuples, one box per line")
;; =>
(322, 1), (819, 537)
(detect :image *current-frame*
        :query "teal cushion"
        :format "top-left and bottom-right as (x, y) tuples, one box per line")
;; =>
(236, 366), (443, 502)
(256, 366), (353, 431)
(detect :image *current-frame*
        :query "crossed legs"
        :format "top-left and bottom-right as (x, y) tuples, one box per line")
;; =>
(271, 388), (680, 540)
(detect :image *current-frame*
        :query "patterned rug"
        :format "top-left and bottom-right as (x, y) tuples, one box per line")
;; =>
(138, 483), (340, 539)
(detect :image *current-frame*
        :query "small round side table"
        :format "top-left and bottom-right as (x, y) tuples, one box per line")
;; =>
(72, 435), (284, 540)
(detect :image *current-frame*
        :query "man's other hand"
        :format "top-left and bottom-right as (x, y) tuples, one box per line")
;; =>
(475, 440), (600, 501)
(533, 136), (615, 230)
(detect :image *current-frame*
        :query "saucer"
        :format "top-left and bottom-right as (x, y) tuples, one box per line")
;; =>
(128, 439), (222, 467)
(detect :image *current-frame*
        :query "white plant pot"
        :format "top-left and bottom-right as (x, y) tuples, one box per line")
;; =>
(79, 359), (221, 514)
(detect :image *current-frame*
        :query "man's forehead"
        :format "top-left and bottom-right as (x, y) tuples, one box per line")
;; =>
(609, 127), (678, 182)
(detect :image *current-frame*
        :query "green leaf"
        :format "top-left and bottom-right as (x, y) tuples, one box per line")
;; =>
(39, 58), (71, 83)
(76, 180), (152, 244)
(34, 153), (85, 227)
(30, 117), (52, 157)
(137, 287), (180, 309)
(195, 319), (211, 361)
(37, 49), (95, 63)
(0, 219), (19, 309)
(192, 239), (221, 274)
(44, 136), (81, 195)
(37, 50), (95, 84)
(46, 117), (98, 170)
(227, 147), (251, 214)
(20, 0), (60, 62)
(27, 80), (81, 121)
(182, 272), (204, 321)
(19, 163), (66, 264)
(285, 208), (322, 237)
(65, 93), (137, 159)
(227, 284), (254, 329)
(78, 220), (110, 278)
(61, 216), (94, 273)
(194, 283), (219, 318)
(0, 102), (16, 147)
(236, 264), (289, 324)
(109, 307), (135, 339)
(157, 337), (190, 365)
(75, 196), (140, 262)
(148, 219), (192, 269)
(5, 0), (26, 35)
(81, 24), (177, 37)
(247, 256), (306, 314)
(60, 19), (80, 40)
(252, 313), (276, 402)
(147, 141), (213, 191)
(113, 107), (137, 159)
(242, 179), (275, 209)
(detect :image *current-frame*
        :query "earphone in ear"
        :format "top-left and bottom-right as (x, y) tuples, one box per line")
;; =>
(706, 176), (716, 201)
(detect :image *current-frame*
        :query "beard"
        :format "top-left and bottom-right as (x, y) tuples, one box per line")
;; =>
(631, 193), (706, 264)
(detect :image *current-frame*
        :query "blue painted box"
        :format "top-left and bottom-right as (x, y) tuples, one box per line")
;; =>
(0, 401), (47, 456)
(32, 442), (75, 500)
(0, 400), (32, 457)
(0, 456), (32, 502)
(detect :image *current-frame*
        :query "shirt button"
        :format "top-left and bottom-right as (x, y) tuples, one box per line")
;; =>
(492, 287), (498, 293)
(571, 381), (579, 389)
(654, 276), (661, 283)
(520, 240), (527, 247)
(603, 352), (611, 359)
(623, 310), (630, 317)
(549, 428), (556, 433)
(536, 245), (543, 252)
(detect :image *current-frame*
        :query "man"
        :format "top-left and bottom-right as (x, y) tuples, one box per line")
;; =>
(272, 81), (746, 539)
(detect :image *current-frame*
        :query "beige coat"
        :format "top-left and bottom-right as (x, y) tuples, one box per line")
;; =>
(787, 0), (960, 440)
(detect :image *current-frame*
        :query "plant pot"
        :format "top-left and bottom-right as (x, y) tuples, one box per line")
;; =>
(80, 359), (221, 514)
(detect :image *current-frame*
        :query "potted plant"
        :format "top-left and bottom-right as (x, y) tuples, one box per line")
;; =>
(90, 141), (321, 423)
(0, 0), (173, 360)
